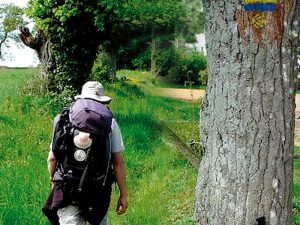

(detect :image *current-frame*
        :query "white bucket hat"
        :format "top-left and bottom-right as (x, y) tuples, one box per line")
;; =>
(75, 81), (112, 103)
(73, 132), (92, 149)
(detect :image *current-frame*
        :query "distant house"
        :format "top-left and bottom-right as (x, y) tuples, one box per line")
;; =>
(185, 33), (207, 56)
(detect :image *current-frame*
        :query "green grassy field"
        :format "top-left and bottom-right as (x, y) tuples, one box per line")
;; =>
(293, 146), (300, 224)
(0, 69), (198, 225)
(1, 68), (300, 224)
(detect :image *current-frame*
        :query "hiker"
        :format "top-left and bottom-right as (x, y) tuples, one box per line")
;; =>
(43, 81), (127, 225)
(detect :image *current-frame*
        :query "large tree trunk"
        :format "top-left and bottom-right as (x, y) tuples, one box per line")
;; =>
(19, 26), (55, 86)
(195, 1), (299, 225)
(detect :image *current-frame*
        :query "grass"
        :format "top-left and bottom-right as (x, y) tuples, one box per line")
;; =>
(105, 81), (199, 224)
(293, 147), (300, 224)
(0, 69), (197, 225)
(2, 68), (299, 224)
(0, 68), (38, 98)
(117, 69), (206, 90)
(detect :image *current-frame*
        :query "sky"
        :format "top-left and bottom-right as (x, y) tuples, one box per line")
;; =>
(0, 0), (39, 67)
(0, 0), (28, 8)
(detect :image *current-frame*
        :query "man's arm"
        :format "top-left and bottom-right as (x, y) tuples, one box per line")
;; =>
(112, 152), (128, 215)
(47, 150), (57, 179)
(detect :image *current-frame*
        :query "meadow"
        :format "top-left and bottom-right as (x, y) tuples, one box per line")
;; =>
(1, 68), (300, 225)
(0, 68), (198, 225)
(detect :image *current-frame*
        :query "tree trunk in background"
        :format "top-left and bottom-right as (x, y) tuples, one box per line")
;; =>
(108, 52), (117, 83)
(195, 1), (299, 225)
(174, 36), (179, 49)
(19, 26), (55, 88)
(150, 31), (157, 77)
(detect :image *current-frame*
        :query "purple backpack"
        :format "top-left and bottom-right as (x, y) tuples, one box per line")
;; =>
(69, 98), (113, 135)
(52, 98), (113, 164)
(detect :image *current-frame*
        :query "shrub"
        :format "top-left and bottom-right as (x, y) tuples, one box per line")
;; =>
(167, 50), (207, 84)
(132, 50), (151, 71)
(47, 87), (77, 116)
(91, 52), (115, 82)
(199, 69), (208, 86)
(181, 52), (207, 82)
(21, 76), (50, 96)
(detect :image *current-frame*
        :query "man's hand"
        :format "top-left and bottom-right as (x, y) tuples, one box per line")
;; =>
(113, 152), (128, 215)
(116, 196), (127, 215)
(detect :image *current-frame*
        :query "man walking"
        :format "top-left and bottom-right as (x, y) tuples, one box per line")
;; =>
(43, 81), (127, 225)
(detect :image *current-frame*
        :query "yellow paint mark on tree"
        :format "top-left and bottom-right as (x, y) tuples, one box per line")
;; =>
(251, 13), (267, 28)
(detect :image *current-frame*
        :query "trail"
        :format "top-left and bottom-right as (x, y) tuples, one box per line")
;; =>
(160, 122), (200, 168)
(157, 88), (300, 146)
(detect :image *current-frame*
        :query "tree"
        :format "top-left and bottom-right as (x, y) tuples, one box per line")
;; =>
(195, 1), (299, 224)
(0, 4), (24, 58)
(181, 0), (205, 43)
(24, 0), (187, 92)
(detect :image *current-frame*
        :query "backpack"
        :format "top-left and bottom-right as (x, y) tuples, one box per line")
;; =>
(51, 98), (114, 224)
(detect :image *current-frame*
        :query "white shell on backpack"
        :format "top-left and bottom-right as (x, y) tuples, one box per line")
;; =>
(74, 149), (87, 161)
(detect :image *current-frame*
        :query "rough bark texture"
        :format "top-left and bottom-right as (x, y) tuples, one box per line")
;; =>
(195, 1), (299, 225)
(19, 26), (55, 80)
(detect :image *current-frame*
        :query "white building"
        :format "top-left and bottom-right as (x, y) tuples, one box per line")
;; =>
(185, 33), (207, 55)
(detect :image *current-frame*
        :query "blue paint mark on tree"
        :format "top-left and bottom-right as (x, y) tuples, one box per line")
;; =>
(244, 3), (277, 11)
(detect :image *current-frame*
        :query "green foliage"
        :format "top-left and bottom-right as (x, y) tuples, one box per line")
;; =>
(122, 0), (184, 32)
(91, 52), (114, 82)
(166, 49), (207, 84)
(198, 69), (208, 86)
(27, 0), (102, 92)
(153, 38), (176, 76)
(182, 0), (205, 42)
(131, 49), (151, 71)
(113, 0), (205, 71)
(0, 4), (23, 32)
(0, 4), (24, 57)
(26, 0), (200, 92)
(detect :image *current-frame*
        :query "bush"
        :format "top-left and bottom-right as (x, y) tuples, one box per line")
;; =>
(132, 50), (151, 71)
(167, 50), (207, 84)
(91, 52), (114, 82)
(199, 69), (208, 86)
(21, 76), (50, 96)
(47, 87), (77, 116)
(155, 47), (177, 76)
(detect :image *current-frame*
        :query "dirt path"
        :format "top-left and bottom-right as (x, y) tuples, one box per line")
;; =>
(157, 88), (205, 102)
(158, 88), (300, 145)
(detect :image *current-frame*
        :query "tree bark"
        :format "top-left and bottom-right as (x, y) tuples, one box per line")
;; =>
(195, 1), (299, 225)
(19, 26), (55, 82)
(107, 52), (117, 83)
(0, 32), (8, 59)
(150, 30), (157, 77)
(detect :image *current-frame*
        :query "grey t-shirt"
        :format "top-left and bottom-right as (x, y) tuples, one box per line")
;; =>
(49, 117), (124, 159)
(109, 118), (125, 153)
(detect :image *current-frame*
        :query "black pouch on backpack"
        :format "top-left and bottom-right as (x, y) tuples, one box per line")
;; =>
(52, 108), (73, 164)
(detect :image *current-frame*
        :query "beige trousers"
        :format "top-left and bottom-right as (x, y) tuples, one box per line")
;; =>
(57, 205), (108, 225)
